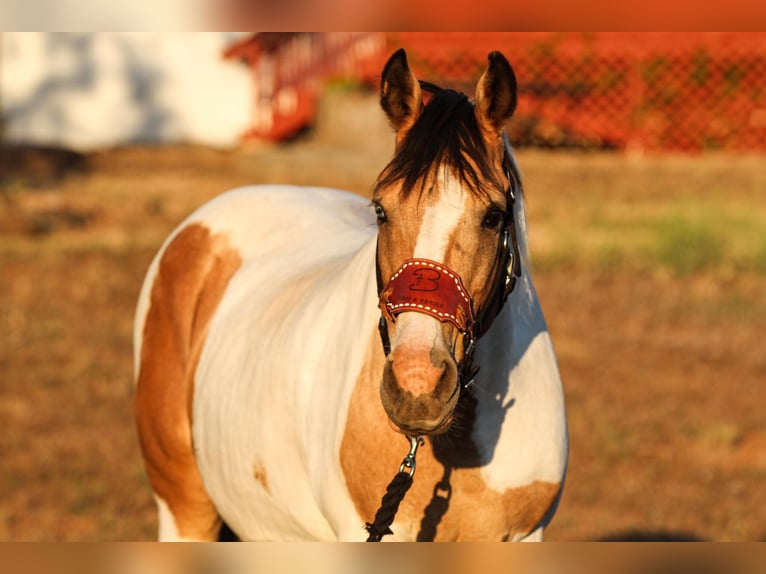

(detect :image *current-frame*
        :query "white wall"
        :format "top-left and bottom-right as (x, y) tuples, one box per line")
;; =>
(1, 33), (252, 150)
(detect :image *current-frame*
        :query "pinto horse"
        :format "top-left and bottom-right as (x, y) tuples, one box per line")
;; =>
(134, 49), (568, 542)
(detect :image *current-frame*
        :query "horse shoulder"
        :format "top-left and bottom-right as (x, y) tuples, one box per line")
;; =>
(470, 278), (567, 538)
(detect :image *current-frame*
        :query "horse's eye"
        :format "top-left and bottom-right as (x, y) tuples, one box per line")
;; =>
(373, 202), (387, 224)
(482, 208), (505, 231)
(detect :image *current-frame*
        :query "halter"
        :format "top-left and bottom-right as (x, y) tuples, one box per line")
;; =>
(375, 167), (522, 390)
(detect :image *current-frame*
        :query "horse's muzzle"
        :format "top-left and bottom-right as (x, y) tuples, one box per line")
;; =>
(379, 345), (460, 435)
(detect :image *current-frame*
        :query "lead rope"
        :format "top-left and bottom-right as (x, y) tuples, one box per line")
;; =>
(365, 435), (423, 542)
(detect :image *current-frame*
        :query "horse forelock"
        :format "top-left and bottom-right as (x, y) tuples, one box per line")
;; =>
(374, 82), (508, 200)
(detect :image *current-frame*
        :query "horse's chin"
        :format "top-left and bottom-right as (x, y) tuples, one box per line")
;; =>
(387, 415), (455, 437)
(384, 393), (459, 437)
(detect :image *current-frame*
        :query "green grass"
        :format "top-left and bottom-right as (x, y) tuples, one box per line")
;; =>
(531, 197), (766, 276)
(653, 214), (725, 275)
(755, 235), (766, 273)
(520, 151), (766, 278)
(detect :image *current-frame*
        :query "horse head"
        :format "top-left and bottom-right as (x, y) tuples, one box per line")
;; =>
(374, 49), (521, 437)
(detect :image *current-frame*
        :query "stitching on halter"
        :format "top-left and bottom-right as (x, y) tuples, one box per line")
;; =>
(383, 259), (472, 327)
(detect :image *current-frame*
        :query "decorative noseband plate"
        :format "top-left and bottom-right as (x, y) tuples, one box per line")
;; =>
(379, 258), (474, 333)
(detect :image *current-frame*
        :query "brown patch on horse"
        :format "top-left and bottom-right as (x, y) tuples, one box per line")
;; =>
(443, 204), (508, 329)
(341, 331), (561, 540)
(253, 460), (271, 494)
(135, 223), (242, 540)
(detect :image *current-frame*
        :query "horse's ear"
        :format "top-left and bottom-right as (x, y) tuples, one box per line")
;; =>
(475, 51), (517, 137)
(380, 49), (422, 139)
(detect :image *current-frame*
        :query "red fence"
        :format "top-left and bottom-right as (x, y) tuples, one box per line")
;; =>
(226, 33), (766, 152)
(387, 33), (766, 152)
(224, 33), (385, 141)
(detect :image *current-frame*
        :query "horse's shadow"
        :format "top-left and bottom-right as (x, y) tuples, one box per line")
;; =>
(416, 279), (544, 540)
(415, 389), (512, 540)
(416, 466), (454, 541)
(598, 529), (705, 541)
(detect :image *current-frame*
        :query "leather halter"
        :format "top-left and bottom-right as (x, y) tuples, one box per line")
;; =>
(375, 169), (522, 389)
(379, 258), (475, 333)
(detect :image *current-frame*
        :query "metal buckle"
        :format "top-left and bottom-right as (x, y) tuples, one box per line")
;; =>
(503, 230), (514, 293)
(398, 435), (424, 477)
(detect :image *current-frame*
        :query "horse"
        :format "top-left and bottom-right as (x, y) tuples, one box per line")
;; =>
(134, 48), (568, 542)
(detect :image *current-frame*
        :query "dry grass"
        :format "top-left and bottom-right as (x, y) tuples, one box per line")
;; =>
(1, 140), (764, 541)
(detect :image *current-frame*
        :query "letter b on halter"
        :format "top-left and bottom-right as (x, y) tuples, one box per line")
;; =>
(379, 258), (475, 334)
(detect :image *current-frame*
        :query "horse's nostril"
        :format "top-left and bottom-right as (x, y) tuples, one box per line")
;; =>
(389, 353), (451, 397)
(430, 361), (451, 396)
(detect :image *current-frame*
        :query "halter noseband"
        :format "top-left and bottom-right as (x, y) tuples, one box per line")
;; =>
(379, 258), (475, 333)
(375, 169), (522, 389)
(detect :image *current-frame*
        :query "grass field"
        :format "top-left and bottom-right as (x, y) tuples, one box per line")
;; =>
(1, 138), (765, 541)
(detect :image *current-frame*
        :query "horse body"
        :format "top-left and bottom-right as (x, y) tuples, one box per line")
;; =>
(134, 49), (568, 542)
(189, 186), (381, 541)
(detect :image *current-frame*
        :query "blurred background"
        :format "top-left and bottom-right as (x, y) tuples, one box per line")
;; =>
(1, 32), (765, 541)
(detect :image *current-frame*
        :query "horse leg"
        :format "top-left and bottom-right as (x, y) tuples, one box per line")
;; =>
(518, 526), (544, 542)
(134, 224), (243, 541)
(155, 492), (221, 542)
(136, 387), (223, 541)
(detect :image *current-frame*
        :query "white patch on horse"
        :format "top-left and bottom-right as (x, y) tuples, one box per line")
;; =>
(187, 186), (379, 541)
(155, 496), (192, 542)
(392, 167), (467, 351)
(472, 269), (569, 492)
(517, 526), (544, 542)
(413, 166), (467, 261)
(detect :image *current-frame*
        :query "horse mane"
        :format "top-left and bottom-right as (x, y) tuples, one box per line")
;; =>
(375, 80), (517, 199)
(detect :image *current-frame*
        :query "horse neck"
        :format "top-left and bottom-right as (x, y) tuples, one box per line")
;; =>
(511, 195), (531, 271)
(503, 137), (531, 265)
(308, 234), (382, 372)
